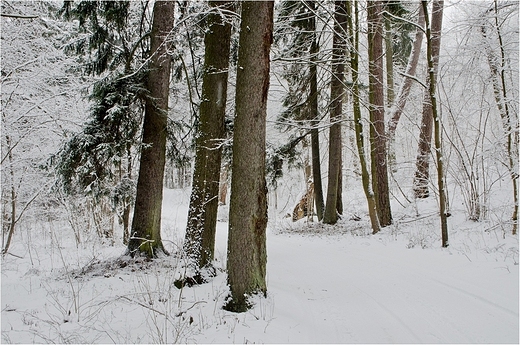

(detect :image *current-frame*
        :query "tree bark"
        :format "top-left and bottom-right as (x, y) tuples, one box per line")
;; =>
(225, 0), (273, 313)
(422, 0), (448, 247)
(308, 0), (325, 221)
(368, 0), (392, 226)
(385, 17), (395, 106)
(127, 1), (174, 258)
(413, 0), (443, 199)
(323, 0), (348, 225)
(183, 1), (232, 277)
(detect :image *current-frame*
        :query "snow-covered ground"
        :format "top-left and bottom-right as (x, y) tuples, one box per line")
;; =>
(2, 187), (519, 343)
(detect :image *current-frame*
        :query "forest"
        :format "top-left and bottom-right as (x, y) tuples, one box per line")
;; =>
(1, 0), (519, 343)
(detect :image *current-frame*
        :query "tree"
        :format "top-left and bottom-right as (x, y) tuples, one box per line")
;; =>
(368, 0), (392, 226)
(182, 0), (233, 281)
(480, 1), (519, 234)
(347, 0), (381, 234)
(225, 0), (274, 313)
(126, 1), (175, 258)
(308, 0), (325, 221)
(387, 3), (425, 145)
(323, 0), (348, 225)
(273, 0), (324, 221)
(1, 2), (81, 254)
(413, 0), (443, 199)
(422, 0), (448, 247)
(56, 1), (155, 244)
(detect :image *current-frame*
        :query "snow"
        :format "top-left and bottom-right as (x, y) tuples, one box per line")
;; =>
(2, 188), (518, 344)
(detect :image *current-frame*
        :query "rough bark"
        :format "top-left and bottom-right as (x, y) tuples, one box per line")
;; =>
(347, 0), (381, 234)
(225, 0), (273, 313)
(385, 17), (395, 106)
(323, 0), (348, 225)
(368, 0), (392, 226)
(183, 1), (232, 276)
(422, 0), (448, 247)
(413, 0), (443, 199)
(127, 1), (174, 258)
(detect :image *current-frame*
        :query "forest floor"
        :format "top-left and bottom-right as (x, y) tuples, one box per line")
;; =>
(1, 187), (519, 344)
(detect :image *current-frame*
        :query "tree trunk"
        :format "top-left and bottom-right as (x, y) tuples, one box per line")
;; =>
(183, 1), (232, 277)
(413, 0), (443, 199)
(422, 0), (448, 247)
(225, 0), (273, 313)
(308, 0), (324, 221)
(127, 1), (174, 258)
(385, 17), (394, 106)
(219, 163), (229, 205)
(368, 0), (392, 226)
(2, 134), (16, 255)
(348, 0), (381, 234)
(323, 0), (348, 225)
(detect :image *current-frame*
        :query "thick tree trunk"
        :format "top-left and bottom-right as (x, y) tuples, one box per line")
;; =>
(183, 1), (232, 277)
(308, 0), (324, 221)
(422, 0), (448, 247)
(225, 0), (273, 313)
(127, 1), (174, 258)
(323, 0), (348, 225)
(413, 0), (443, 199)
(368, 0), (392, 226)
(347, 0), (381, 234)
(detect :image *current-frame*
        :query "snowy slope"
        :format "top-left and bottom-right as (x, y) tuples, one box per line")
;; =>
(1, 188), (519, 344)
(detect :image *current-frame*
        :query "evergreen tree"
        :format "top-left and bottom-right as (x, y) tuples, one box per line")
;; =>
(127, 0), (175, 258)
(182, 0), (233, 283)
(225, 0), (274, 313)
(55, 1), (148, 242)
(368, 0), (392, 227)
(323, 0), (348, 225)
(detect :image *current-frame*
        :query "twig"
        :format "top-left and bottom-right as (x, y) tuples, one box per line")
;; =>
(117, 295), (166, 316)
(1, 13), (38, 19)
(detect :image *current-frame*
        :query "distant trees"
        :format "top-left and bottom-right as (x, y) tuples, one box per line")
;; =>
(480, 0), (519, 234)
(225, 0), (274, 312)
(1, 2), (81, 254)
(275, 0), (325, 221)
